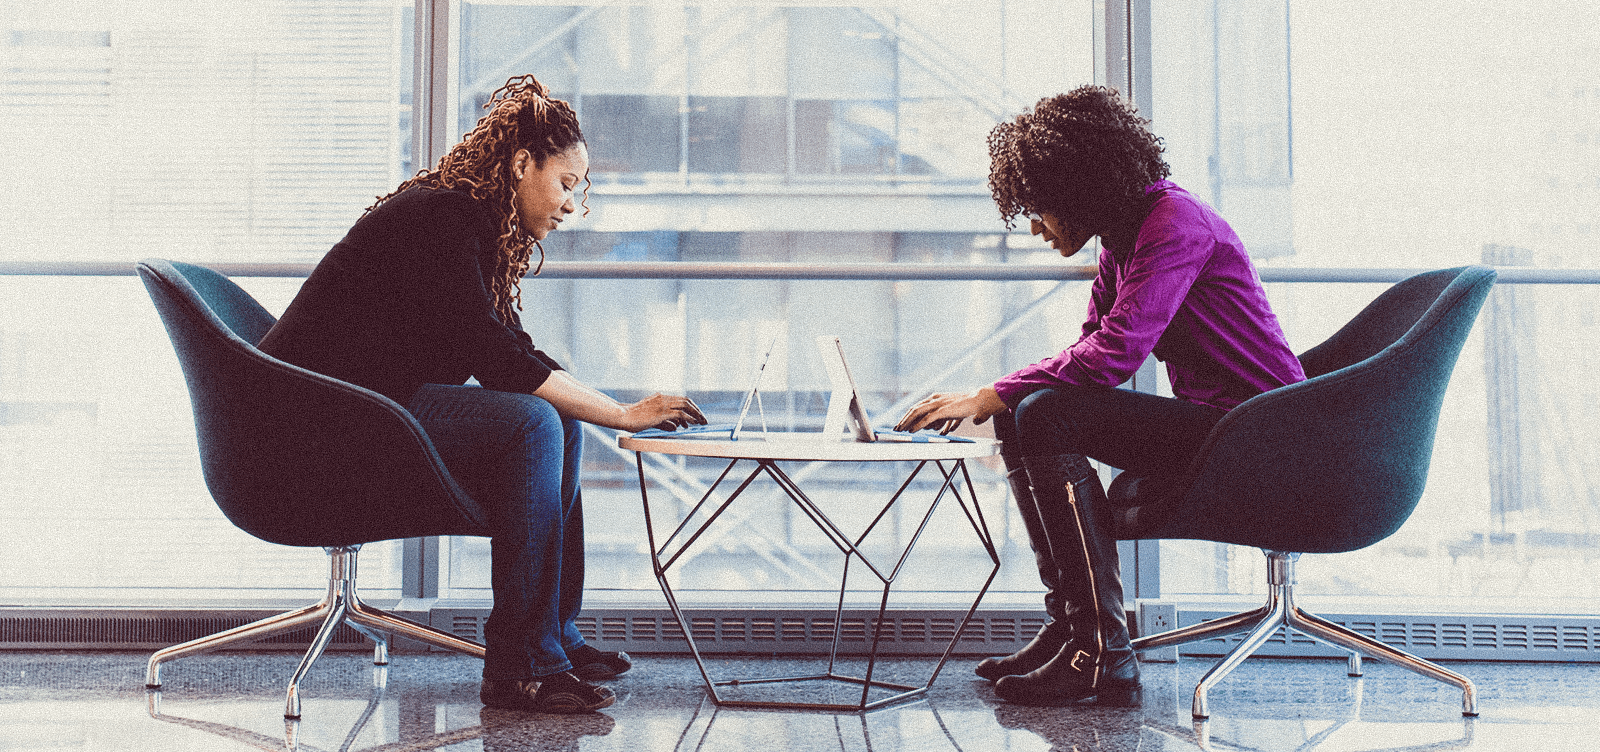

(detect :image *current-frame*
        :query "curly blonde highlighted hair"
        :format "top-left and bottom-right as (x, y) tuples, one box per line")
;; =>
(372, 74), (586, 322)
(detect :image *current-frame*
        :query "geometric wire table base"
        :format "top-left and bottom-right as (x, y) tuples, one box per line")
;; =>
(629, 444), (1000, 711)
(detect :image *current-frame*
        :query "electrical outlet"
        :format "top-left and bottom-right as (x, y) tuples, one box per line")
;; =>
(1145, 603), (1175, 632)
(1137, 602), (1179, 662)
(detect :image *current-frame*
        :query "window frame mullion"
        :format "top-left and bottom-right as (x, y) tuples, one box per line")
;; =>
(402, 0), (459, 602)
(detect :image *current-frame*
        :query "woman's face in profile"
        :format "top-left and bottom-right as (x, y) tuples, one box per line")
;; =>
(1030, 211), (1095, 258)
(513, 143), (589, 241)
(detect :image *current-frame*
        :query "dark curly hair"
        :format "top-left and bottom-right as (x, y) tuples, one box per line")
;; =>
(987, 85), (1169, 236)
(371, 74), (586, 322)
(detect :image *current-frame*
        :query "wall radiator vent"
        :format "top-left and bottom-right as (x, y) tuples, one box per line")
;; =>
(3, 607), (1597, 663)
(1170, 609), (1600, 663)
(432, 608), (1049, 657)
(0, 611), (367, 651)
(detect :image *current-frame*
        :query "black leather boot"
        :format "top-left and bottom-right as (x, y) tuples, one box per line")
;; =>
(976, 467), (1073, 682)
(995, 454), (1140, 706)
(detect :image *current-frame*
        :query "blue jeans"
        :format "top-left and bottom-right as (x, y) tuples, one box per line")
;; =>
(408, 384), (587, 679)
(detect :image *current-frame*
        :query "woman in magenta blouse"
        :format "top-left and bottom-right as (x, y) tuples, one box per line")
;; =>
(897, 86), (1304, 707)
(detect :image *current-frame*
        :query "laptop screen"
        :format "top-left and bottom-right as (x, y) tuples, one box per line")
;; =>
(729, 335), (778, 440)
(816, 335), (877, 442)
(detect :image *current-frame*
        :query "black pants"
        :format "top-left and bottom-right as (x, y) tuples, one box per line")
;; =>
(993, 385), (1224, 622)
(995, 385), (1224, 476)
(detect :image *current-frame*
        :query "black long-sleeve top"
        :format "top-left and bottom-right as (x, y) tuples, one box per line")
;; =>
(260, 187), (563, 405)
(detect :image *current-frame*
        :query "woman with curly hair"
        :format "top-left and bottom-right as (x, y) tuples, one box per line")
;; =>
(897, 85), (1304, 706)
(261, 74), (705, 714)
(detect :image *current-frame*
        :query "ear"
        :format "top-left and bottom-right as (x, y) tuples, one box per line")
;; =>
(512, 148), (532, 180)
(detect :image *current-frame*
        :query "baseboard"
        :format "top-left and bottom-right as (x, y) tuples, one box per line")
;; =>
(0, 608), (372, 652)
(6, 605), (1598, 663)
(0, 606), (1044, 657)
(438, 607), (1047, 657)
(1146, 607), (1600, 663)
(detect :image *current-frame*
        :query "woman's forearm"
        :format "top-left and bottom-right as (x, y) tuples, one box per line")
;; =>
(533, 371), (628, 428)
(533, 371), (706, 432)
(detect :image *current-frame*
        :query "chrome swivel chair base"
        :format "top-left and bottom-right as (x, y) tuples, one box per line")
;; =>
(1131, 550), (1477, 719)
(144, 544), (486, 719)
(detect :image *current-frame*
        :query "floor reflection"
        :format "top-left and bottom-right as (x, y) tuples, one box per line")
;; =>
(991, 702), (1146, 751)
(4, 652), (1600, 751)
(147, 664), (492, 752)
(667, 696), (980, 752)
(1175, 716), (1478, 752)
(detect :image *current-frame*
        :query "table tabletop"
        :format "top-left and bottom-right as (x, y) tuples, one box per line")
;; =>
(618, 432), (999, 462)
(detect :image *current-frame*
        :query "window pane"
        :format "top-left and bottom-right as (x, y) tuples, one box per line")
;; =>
(583, 94), (683, 174)
(1, 0), (414, 265)
(0, 0), (412, 605)
(447, 0), (1093, 599)
(687, 96), (787, 175)
(1151, 1), (1600, 611)
(443, 272), (1098, 600)
(0, 275), (405, 604)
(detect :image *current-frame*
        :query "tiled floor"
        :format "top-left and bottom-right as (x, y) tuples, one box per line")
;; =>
(1, 650), (1595, 751)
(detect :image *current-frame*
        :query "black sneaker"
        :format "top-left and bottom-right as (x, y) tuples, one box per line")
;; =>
(480, 672), (616, 713)
(567, 644), (632, 680)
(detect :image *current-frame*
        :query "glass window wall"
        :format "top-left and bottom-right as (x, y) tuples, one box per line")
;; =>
(1150, 0), (1600, 612)
(4, 0), (1596, 621)
(1, 0), (415, 604)
(442, 0), (1096, 603)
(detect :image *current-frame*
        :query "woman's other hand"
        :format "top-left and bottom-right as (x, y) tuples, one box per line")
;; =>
(624, 393), (708, 432)
(894, 386), (1006, 434)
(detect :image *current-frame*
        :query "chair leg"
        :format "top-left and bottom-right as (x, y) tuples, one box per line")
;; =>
(1127, 566), (1289, 719)
(148, 545), (486, 719)
(146, 600), (331, 688)
(1189, 591), (1288, 719)
(284, 545), (486, 718)
(343, 620), (390, 666)
(1129, 550), (1477, 719)
(335, 539), (486, 659)
(1287, 605), (1477, 717)
(1130, 605), (1273, 654)
(346, 598), (487, 658)
(284, 588), (351, 719)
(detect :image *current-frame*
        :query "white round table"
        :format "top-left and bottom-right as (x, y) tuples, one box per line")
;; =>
(618, 432), (998, 462)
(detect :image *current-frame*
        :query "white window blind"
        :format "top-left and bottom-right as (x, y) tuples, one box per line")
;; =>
(0, 1), (411, 605)
(1, 0), (409, 264)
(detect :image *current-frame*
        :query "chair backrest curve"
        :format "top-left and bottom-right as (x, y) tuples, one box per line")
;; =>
(1297, 266), (1470, 380)
(164, 260), (278, 347)
(1139, 265), (1497, 553)
(136, 258), (488, 547)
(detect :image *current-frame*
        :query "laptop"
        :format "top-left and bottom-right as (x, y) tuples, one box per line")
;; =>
(628, 335), (777, 441)
(631, 335), (971, 443)
(816, 335), (973, 444)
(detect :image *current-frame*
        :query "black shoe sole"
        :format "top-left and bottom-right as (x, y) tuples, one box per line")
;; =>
(480, 678), (617, 714)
